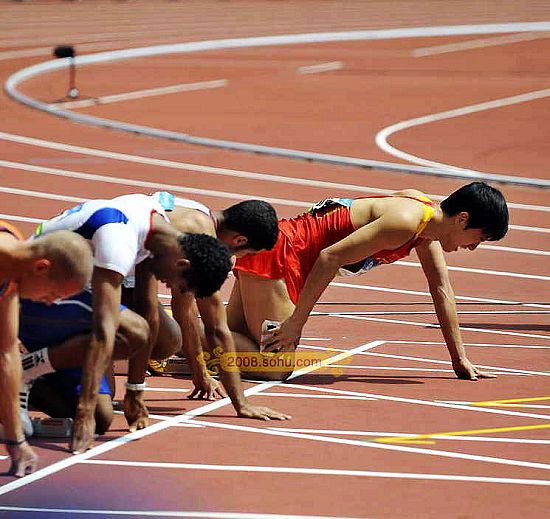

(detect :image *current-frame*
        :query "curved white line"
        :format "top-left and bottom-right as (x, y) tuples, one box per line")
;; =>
(375, 89), (550, 172)
(5, 23), (550, 187)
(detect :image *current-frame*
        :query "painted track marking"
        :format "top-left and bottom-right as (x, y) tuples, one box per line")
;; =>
(0, 341), (384, 496)
(375, 423), (550, 445)
(1, 132), (549, 214)
(76, 460), (550, 486)
(413, 31), (550, 57)
(375, 88), (550, 174)
(52, 80), (228, 109)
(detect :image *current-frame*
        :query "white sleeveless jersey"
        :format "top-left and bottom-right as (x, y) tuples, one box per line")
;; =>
(150, 191), (212, 217)
(36, 194), (168, 277)
(174, 196), (211, 216)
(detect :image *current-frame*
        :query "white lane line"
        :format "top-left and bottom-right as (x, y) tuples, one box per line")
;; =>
(145, 387), (191, 393)
(280, 382), (550, 421)
(298, 345), (546, 379)
(444, 403), (549, 409)
(112, 410), (204, 425)
(360, 350), (550, 378)
(187, 417), (550, 471)
(330, 282), (550, 310)
(1, 183), (548, 247)
(375, 88), (550, 173)
(2, 186), (549, 268)
(332, 313), (550, 341)
(0, 160), (309, 208)
(395, 260), (550, 281)
(387, 340), (550, 350)
(0, 131), (548, 213)
(0, 508), (363, 519)
(252, 392), (375, 400)
(268, 428), (550, 445)
(510, 224), (550, 234)
(0, 213), (42, 224)
(0, 185), (84, 204)
(479, 244), (550, 256)
(297, 61), (343, 74)
(80, 460), (550, 486)
(413, 31), (550, 57)
(0, 340), (383, 496)
(324, 365), (524, 375)
(51, 80), (228, 110)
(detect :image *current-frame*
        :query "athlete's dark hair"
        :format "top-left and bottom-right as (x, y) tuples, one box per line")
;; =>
(177, 233), (232, 298)
(440, 182), (508, 241)
(222, 200), (278, 251)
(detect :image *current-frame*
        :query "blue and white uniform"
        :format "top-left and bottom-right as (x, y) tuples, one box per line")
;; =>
(20, 194), (168, 355)
(36, 193), (168, 277)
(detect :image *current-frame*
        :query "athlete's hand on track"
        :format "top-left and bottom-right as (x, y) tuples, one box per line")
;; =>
(124, 390), (149, 432)
(263, 318), (301, 353)
(237, 403), (291, 421)
(452, 357), (496, 381)
(188, 375), (226, 400)
(71, 408), (96, 454)
(7, 441), (38, 477)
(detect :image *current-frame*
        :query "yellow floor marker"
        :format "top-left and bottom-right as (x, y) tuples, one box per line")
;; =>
(373, 423), (550, 445)
(469, 396), (550, 408)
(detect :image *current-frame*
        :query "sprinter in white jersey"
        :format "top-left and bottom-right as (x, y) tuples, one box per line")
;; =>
(121, 192), (290, 421)
(19, 193), (233, 454)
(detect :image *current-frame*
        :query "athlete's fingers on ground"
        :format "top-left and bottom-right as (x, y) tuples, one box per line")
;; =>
(477, 370), (497, 379)
(129, 417), (149, 432)
(202, 389), (216, 400)
(271, 412), (291, 420)
(15, 457), (38, 477)
(188, 388), (200, 399)
(457, 371), (477, 381)
(215, 387), (226, 398)
(71, 436), (94, 454)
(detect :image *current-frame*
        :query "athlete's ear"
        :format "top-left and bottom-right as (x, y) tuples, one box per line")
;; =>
(175, 258), (191, 272)
(32, 258), (52, 275)
(233, 234), (248, 248)
(456, 212), (469, 228)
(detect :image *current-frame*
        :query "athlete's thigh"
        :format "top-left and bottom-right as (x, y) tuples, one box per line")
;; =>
(226, 278), (247, 335)
(237, 271), (295, 342)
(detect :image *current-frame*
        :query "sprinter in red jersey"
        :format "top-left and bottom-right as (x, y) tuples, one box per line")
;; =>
(230, 183), (509, 381)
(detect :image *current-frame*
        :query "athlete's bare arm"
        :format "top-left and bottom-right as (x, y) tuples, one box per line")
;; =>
(172, 291), (225, 400)
(123, 261), (160, 432)
(415, 240), (495, 381)
(168, 207), (221, 393)
(196, 294), (291, 420)
(71, 267), (122, 454)
(267, 206), (422, 352)
(0, 291), (38, 476)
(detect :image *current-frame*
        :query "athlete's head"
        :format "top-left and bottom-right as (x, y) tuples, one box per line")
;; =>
(20, 230), (93, 303)
(219, 200), (278, 256)
(439, 182), (509, 253)
(176, 233), (232, 298)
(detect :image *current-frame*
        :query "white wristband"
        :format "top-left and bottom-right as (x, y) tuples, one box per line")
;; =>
(125, 382), (146, 391)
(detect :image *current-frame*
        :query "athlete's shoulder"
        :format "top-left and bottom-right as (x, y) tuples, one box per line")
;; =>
(393, 188), (428, 198)
(169, 206), (215, 236)
(0, 220), (23, 240)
